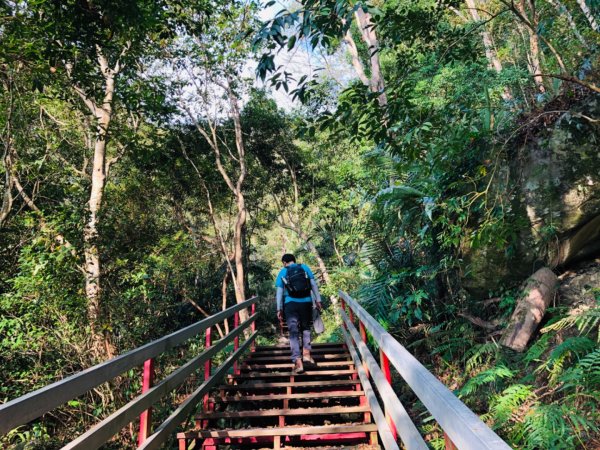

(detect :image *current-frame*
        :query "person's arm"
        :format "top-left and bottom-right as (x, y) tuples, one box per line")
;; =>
(309, 277), (323, 311)
(276, 287), (284, 311)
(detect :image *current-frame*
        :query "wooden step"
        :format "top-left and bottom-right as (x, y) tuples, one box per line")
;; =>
(230, 369), (357, 380)
(245, 353), (351, 362)
(218, 379), (360, 390)
(196, 405), (370, 419)
(178, 423), (378, 438)
(209, 391), (365, 402)
(253, 343), (346, 352)
(242, 361), (354, 371)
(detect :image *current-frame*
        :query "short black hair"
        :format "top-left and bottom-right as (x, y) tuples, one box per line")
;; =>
(281, 253), (296, 264)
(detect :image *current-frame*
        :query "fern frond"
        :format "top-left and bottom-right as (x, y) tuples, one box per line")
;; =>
(490, 384), (535, 427)
(464, 342), (500, 373)
(523, 333), (551, 366)
(459, 364), (515, 397)
(541, 305), (600, 340)
(536, 336), (596, 385)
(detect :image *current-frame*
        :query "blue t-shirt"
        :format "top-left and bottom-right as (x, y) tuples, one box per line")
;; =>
(275, 263), (314, 304)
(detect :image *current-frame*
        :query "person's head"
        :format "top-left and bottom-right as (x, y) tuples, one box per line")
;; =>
(281, 253), (296, 267)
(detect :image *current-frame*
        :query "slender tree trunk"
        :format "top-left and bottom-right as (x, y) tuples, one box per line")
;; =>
(577, 0), (599, 31)
(1, 78), (15, 227)
(547, 0), (588, 47)
(343, 30), (370, 87)
(354, 8), (388, 106)
(516, 0), (545, 93)
(73, 47), (126, 360)
(465, 0), (514, 100)
(1, 140), (14, 227)
(222, 270), (230, 334)
(84, 110), (110, 358)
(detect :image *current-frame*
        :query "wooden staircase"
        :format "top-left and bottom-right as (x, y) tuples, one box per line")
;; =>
(177, 342), (380, 450)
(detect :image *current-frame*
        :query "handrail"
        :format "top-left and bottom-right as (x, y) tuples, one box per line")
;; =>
(0, 296), (258, 436)
(339, 290), (512, 450)
(339, 307), (428, 450)
(62, 315), (257, 450)
(139, 330), (258, 450)
(340, 326), (399, 450)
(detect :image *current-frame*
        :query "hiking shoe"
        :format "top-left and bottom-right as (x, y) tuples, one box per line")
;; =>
(292, 358), (304, 374)
(302, 350), (315, 365)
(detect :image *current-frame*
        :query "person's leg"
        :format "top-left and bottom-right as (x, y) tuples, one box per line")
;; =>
(284, 302), (303, 371)
(298, 302), (314, 363)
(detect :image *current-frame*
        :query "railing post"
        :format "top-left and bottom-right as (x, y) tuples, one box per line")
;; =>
(340, 297), (347, 329)
(359, 321), (367, 344)
(251, 303), (256, 352)
(138, 357), (155, 446)
(380, 349), (398, 441)
(445, 432), (458, 450)
(234, 311), (240, 375)
(203, 325), (212, 415)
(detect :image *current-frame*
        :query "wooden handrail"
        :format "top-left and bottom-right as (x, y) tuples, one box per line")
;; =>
(340, 326), (399, 450)
(138, 331), (258, 450)
(339, 291), (512, 450)
(339, 308), (428, 450)
(62, 314), (256, 450)
(0, 296), (258, 436)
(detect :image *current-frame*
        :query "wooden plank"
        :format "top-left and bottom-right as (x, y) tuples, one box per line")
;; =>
(209, 391), (364, 402)
(253, 343), (346, 352)
(137, 331), (257, 450)
(231, 369), (357, 379)
(340, 291), (512, 450)
(178, 423), (379, 438)
(242, 361), (354, 370)
(196, 405), (370, 419)
(217, 379), (359, 389)
(245, 353), (351, 362)
(248, 348), (350, 357)
(0, 297), (259, 436)
(62, 319), (256, 450)
(341, 327), (400, 450)
(340, 309), (427, 450)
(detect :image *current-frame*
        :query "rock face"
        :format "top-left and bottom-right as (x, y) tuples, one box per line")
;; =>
(518, 94), (600, 268)
(558, 261), (600, 308)
(462, 92), (600, 296)
(500, 267), (558, 352)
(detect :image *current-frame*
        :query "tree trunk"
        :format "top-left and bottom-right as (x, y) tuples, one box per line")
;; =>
(500, 268), (558, 352)
(354, 8), (387, 106)
(0, 141), (14, 227)
(547, 0), (588, 47)
(577, 0), (599, 31)
(83, 109), (113, 359)
(222, 270), (230, 334)
(75, 48), (123, 360)
(516, 0), (545, 93)
(465, 0), (513, 100)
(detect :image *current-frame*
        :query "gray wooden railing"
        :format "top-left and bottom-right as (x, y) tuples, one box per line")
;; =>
(0, 297), (259, 450)
(339, 290), (512, 450)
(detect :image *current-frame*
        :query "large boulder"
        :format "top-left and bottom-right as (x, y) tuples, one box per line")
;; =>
(462, 92), (600, 296)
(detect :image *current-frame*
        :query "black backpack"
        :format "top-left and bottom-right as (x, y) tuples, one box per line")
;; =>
(283, 265), (312, 298)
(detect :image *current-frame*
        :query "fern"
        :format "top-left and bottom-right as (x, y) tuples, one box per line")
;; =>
(464, 342), (500, 373)
(541, 305), (600, 340)
(488, 384), (535, 427)
(523, 333), (551, 366)
(535, 336), (596, 385)
(459, 364), (515, 397)
(519, 403), (597, 450)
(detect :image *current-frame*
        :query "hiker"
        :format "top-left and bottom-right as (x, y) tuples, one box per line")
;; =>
(275, 253), (323, 374)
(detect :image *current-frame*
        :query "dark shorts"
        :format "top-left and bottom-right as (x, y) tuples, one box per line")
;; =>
(284, 301), (312, 331)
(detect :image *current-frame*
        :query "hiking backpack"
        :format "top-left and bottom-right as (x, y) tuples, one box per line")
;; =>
(283, 265), (312, 298)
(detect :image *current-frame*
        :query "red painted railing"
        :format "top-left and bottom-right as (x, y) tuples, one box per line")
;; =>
(339, 291), (511, 450)
(0, 297), (259, 450)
